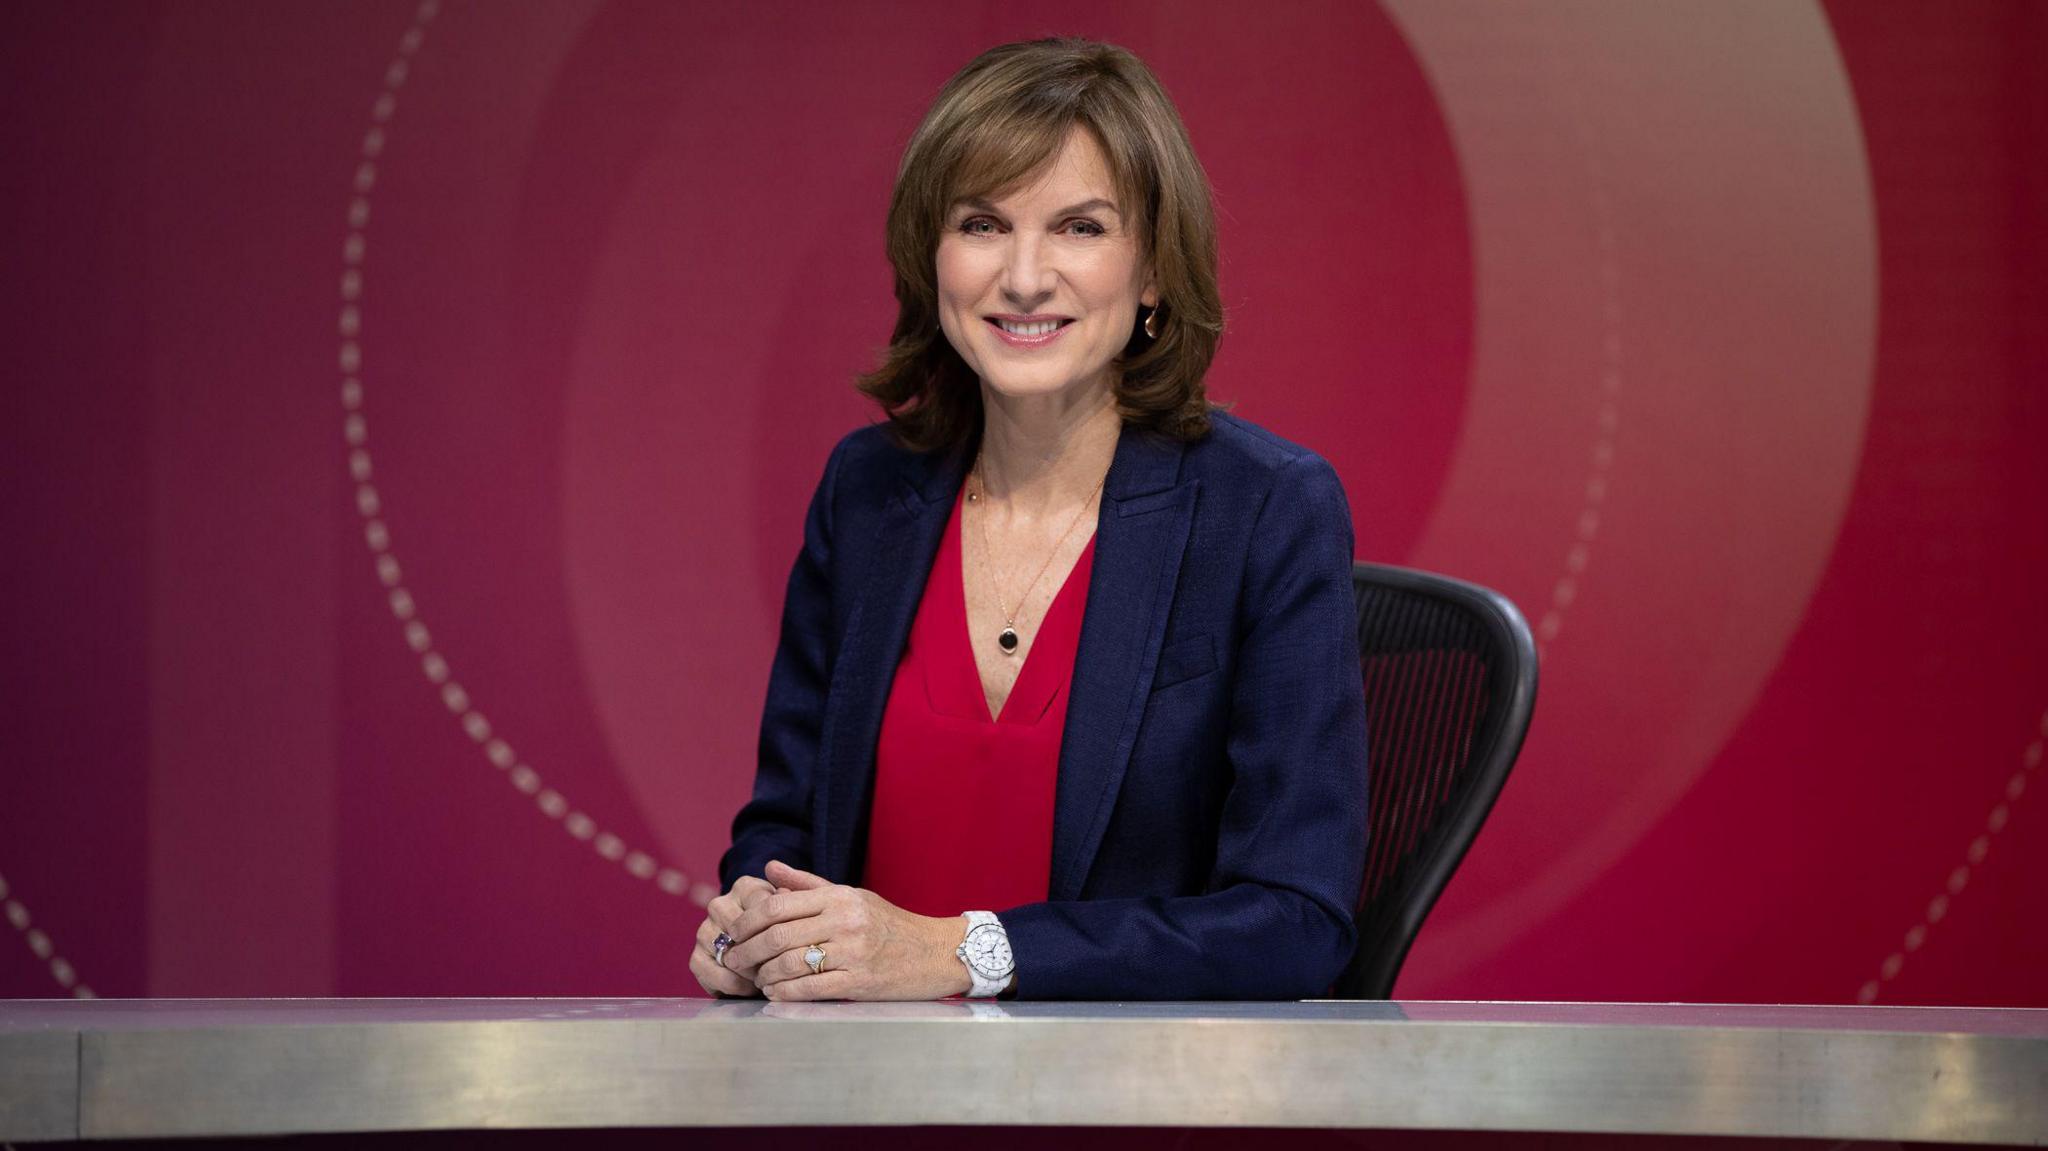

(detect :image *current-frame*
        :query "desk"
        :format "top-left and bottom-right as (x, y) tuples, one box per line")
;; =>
(2, 999), (2042, 1144)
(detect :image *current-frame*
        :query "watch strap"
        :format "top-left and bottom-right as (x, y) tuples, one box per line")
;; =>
(955, 910), (1014, 999)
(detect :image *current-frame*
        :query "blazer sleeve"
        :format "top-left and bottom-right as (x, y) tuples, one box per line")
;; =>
(718, 436), (849, 891)
(999, 451), (1370, 999)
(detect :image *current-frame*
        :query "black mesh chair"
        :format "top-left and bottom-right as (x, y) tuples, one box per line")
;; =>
(1333, 562), (1538, 999)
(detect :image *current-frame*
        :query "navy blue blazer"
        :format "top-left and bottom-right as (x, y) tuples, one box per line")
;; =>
(720, 411), (1369, 999)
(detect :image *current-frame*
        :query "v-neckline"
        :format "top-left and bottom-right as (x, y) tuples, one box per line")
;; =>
(952, 487), (1096, 726)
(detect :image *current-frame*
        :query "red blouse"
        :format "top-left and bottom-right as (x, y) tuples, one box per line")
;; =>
(861, 484), (1097, 917)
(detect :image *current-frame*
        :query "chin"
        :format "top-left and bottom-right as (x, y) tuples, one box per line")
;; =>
(981, 373), (1093, 403)
(975, 352), (1113, 399)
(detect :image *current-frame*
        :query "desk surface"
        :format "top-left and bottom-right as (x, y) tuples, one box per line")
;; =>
(4, 999), (2044, 1143)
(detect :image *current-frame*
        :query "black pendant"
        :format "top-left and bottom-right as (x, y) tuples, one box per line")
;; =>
(998, 627), (1019, 654)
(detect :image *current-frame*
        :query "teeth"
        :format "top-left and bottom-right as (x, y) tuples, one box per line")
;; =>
(998, 319), (1062, 336)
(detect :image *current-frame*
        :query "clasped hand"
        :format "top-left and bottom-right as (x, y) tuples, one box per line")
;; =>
(690, 860), (972, 1001)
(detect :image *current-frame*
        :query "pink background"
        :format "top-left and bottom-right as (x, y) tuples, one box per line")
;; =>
(2, 0), (2042, 1006)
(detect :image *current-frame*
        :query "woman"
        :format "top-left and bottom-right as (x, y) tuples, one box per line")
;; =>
(692, 37), (1367, 1001)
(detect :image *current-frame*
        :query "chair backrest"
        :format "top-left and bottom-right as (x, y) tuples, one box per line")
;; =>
(1333, 562), (1538, 999)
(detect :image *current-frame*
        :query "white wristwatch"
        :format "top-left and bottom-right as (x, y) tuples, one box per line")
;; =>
(955, 910), (1015, 998)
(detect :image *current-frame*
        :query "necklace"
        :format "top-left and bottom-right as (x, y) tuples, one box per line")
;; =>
(968, 456), (1108, 655)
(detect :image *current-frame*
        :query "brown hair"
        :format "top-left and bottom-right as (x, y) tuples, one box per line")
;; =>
(857, 38), (1224, 454)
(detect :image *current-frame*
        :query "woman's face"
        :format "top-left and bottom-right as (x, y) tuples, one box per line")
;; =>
(935, 127), (1157, 407)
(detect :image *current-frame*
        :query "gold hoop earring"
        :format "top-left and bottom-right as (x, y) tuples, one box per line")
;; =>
(1143, 307), (1160, 340)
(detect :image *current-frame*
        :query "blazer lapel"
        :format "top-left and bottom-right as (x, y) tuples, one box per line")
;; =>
(816, 440), (968, 883)
(1048, 429), (1197, 901)
(814, 426), (1196, 895)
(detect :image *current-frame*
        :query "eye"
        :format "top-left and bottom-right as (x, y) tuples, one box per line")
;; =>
(1066, 218), (1108, 237)
(957, 216), (1000, 236)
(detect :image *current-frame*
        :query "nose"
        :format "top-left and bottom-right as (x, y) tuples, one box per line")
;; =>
(1000, 231), (1055, 306)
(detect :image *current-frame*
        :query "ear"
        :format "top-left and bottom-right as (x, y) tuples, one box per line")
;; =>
(1141, 265), (1159, 310)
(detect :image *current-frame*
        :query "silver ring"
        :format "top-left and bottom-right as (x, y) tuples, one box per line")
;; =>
(712, 932), (733, 968)
(804, 945), (826, 975)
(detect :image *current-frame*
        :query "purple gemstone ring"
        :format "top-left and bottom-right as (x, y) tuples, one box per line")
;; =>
(712, 932), (733, 967)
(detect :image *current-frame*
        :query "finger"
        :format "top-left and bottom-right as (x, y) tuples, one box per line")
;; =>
(705, 892), (741, 932)
(727, 888), (834, 945)
(753, 946), (805, 988)
(733, 876), (778, 912)
(707, 876), (770, 929)
(765, 859), (833, 891)
(689, 948), (758, 998)
(690, 950), (748, 996)
(696, 916), (742, 977)
(724, 910), (835, 977)
(723, 916), (817, 978)
(756, 939), (843, 988)
(761, 969), (856, 1002)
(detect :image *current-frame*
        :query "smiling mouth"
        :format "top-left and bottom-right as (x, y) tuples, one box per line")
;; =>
(985, 317), (1073, 349)
(988, 317), (1074, 337)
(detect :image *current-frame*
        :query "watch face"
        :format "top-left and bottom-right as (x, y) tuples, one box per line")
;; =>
(964, 924), (1014, 975)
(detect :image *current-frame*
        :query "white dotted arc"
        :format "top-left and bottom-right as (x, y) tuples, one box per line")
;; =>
(0, 871), (95, 999)
(1535, 91), (1626, 660)
(1857, 708), (2044, 1004)
(339, 0), (714, 910)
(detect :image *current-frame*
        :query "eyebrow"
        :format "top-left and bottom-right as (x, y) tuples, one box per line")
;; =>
(956, 196), (1122, 219)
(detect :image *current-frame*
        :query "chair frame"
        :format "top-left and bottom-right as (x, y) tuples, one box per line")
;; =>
(1334, 561), (1539, 999)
